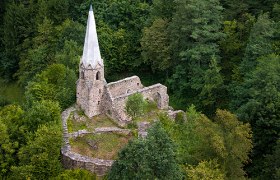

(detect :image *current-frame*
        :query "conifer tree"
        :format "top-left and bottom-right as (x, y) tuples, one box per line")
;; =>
(168, 0), (225, 112)
(239, 13), (276, 77)
(234, 54), (280, 176)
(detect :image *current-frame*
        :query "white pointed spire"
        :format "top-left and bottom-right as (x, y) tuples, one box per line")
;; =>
(82, 5), (103, 68)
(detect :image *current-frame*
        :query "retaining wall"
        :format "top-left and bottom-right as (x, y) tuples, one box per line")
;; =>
(61, 107), (114, 176)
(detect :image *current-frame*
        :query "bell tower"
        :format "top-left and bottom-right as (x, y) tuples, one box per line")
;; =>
(76, 4), (106, 118)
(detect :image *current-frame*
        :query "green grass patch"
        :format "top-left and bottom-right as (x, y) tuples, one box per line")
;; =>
(67, 120), (87, 133)
(67, 113), (118, 132)
(87, 115), (119, 130)
(0, 78), (25, 106)
(135, 108), (162, 123)
(70, 133), (132, 160)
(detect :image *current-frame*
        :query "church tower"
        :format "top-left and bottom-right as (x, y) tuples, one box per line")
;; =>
(76, 5), (106, 118)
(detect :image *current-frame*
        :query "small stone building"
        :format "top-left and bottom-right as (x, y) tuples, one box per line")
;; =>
(76, 5), (169, 126)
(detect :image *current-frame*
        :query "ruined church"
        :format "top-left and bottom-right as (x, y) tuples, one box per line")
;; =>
(76, 5), (169, 125)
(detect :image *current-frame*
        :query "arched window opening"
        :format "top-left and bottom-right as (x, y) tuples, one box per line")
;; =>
(81, 71), (85, 79)
(156, 92), (161, 108)
(96, 71), (101, 80)
(127, 89), (131, 94)
(98, 101), (100, 105)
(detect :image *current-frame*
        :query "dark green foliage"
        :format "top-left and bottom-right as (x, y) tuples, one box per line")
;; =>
(0, 96), (11, 107)
(108, 139), (151, 179)
(141, 18), (171, 71)
(0, 0), (279, 178)
(239, 13), (277, 77)
(55, 40), (82, 74)
(1, 2), (32, 80)
(103, 0), (150, 69)
(220, 0), (248, 20)
(196, 57), (225, 115)
(17, 18), (57, 86)
(149, 0), (175, 20)
(56, 19), (84, 50)
(262, 140), (280, 179)
(168, 0), (225, 113)
(175, 112), (185, 124)
(0, 118), (19, 177)
(160, 108), (252, 179)
(108, 122), (182, 179)
(25, 64), (76, 109)
(233, 54), (280, 176)
(53, 169), (97, 180)
(219, 14), (255, 83)
(145, 123), (182, 179)
(24, 100), (61, 132)
(11, 123), (63, 179)
(36, 0), (69, 25)
(0, 105), (26, 145)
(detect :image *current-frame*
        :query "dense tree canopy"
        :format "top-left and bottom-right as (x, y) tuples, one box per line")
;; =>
(108, 122), (182, 179)
(0, 0), (279, 179)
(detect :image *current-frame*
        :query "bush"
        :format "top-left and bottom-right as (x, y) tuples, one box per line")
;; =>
(125, 93), (147, 119)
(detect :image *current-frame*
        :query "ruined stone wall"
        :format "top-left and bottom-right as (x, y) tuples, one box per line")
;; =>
(110, 83), (169, 122)
(76, 79), (92, 114)
(61, 146), (113, 176)
(61, 107), (114, 176)
(137, 84), (169, 109)
(77, 63), (106, 118)
(107, 76), (144, 97)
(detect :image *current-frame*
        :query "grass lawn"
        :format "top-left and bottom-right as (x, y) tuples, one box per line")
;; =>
(67, 102), (162, 160)
(70, 133), (132, 160)
(67, 113), (119, 133)
(135, 109), (163, 123)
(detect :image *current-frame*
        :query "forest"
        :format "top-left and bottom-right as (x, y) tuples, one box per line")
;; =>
(0, 0), (279, 179)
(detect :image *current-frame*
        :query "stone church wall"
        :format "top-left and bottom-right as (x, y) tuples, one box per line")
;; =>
(110, 83), (169, 122)
(107, 76), (143, 97)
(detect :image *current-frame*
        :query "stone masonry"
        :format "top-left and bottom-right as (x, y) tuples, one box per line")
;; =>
(76, 5), (169, 126)
(61, 107), (116, 176)
(61, 4), (185, 176)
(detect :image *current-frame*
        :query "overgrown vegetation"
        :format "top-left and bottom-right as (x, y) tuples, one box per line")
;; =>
(0, 78), (24, 106)
(67, 113), (119, 133)
(0, 0), (279, 179)
(70, 133), (132, 160)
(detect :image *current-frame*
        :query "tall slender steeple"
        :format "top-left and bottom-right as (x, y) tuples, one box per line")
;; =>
(81, 4), (103, 68)
(77, 3), (106, 118)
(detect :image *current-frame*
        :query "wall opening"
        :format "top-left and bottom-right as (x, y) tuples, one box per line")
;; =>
(98, 101), (100, 105)
(137, 83), (139, 86)
(99, 89), (101, 94)
(81, 71), (85, 79)
(156, 92), (161, 108)
(107, 110), (111, 116)
(96, 71), (101, 80)
(127, 89), (131, 93)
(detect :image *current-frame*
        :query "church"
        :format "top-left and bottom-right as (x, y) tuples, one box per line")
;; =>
(76, 5), (169, 126)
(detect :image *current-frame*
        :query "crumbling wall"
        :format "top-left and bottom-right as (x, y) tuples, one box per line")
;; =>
(101, 85), (126, 126)
(137, 84), (169, 109)
(107, 76), (143, 97)
(61, 146), (113, 176)
(61, 107), (114, 176)
(110, 83), (169, 122)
